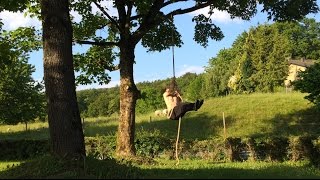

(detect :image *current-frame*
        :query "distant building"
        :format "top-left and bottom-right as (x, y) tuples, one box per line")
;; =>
(284, 58), (315, 87)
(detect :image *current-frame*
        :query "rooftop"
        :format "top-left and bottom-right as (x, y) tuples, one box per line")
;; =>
(288, 58), (315, 67)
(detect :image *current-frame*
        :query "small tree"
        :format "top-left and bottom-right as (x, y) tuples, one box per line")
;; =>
(293, 63), (320, 108)
(0, 22), (45, 126)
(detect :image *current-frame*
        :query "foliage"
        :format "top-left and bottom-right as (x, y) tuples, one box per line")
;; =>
(0, 140), (49, 160)
(136, 87), (164, 114)
(293, 63), (320, 108)
(0, 0), (29, 12)
(203, 47), (240, 97)
(87, 92), (119, 117)
(184, 73), (206, 101)
(244, 24), (291, 92)
(73, 46), (115, 85)
(85, 135), (117, 160)
(0, 22), (45, 125)
(135, 129), (171, 158)
(204, 18), (320, 96)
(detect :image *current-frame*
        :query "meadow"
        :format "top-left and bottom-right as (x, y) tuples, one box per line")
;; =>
(1, 91), (320, 178)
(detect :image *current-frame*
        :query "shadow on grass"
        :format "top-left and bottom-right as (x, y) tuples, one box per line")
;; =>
(2, 155), (320, 179)
(0, 154), (140, 179)
(0, 127), (49, 140)
(83, 123), (118, 137)
(250, 106), (320, 138)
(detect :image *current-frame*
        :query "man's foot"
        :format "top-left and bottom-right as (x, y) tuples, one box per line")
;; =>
(195, 99), (204, 111)
(197, 99), (204, 110)
(194, 100), (199, 111)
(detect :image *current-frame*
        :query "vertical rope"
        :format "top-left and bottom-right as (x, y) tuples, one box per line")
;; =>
(172, 39), (175, 78)
(170, 15), (181, 166)
(171, 14), (175, 78)
(175, 117), (181, 165)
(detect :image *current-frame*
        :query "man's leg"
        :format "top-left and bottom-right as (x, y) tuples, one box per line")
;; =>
(170, 100), (204, 120)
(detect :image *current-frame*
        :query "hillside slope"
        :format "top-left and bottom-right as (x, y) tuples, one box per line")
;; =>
(136, 92), (319, 140)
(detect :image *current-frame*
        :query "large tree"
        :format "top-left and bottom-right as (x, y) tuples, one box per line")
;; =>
(40, 0), (85, 159)
(69, 0), (318, 157)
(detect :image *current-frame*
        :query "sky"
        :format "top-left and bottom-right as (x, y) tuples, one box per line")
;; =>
(1, 1), (320, 91)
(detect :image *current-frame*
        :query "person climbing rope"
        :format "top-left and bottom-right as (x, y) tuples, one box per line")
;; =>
(163, 85), (204, 120)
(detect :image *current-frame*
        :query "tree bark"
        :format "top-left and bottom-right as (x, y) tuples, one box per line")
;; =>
(41, 0), (85, 159)
(116, 40), (140, 157)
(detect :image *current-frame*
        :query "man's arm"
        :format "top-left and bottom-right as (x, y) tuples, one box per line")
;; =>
(174, 91), (183, 102)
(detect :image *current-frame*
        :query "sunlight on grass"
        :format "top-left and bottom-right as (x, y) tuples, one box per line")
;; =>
(0, 161), (21, 171)
(139, 159), (320, 179)
(0, 122), (48, 133)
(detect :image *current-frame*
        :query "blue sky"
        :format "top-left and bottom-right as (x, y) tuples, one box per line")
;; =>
(1, 2), (320, 90)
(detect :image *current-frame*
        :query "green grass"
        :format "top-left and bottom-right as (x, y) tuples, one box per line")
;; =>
(139, 159), (320, 179)
(1, 91), (320, 178)
(134, 92), (319, 140)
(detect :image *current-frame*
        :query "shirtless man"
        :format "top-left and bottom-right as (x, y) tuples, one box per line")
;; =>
(163, 87), (204, 120)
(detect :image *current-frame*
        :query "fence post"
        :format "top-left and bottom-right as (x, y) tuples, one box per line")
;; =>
(223, 112), (226, 140)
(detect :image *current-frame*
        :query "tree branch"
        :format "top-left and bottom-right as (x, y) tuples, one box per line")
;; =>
(162, 0), (188, 8)
(115, 0), (126, 32)
(106, 64), (120, 72)
(129, 0), (188, 21)
(165, 1), (213, 18)
(93, 1), (121, 31)
(132, 0), (165, 43)
(73, 39), (119, 47)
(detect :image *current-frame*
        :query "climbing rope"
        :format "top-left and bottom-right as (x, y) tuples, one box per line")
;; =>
(169, 15), (181, 166)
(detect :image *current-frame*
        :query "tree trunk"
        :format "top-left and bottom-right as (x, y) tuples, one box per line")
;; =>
(116, 41), (140, 158)
(41, 0), (85, 159)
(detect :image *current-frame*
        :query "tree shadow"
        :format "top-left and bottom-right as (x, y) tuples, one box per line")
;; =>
(82, 121), (118, 137)
(0, 127), (49, 140)
(249, 106), (320, 138)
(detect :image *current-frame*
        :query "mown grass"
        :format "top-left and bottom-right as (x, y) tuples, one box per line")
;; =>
(1, 91), (320, 178)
